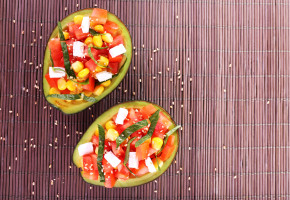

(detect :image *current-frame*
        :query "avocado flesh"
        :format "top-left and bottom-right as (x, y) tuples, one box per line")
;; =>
(73, 101), (179, 187)
(43, 9), (132, 114)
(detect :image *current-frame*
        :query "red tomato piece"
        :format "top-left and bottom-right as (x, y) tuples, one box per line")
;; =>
(152, 113), (172, 139)
(147, 147), (158, 157)
(116, 164), (129, 180)
(83, 155), (94, 172)
(82, 171), (98, 180)
(84, 46), (98, 59)
(48, 38), (64, 67)
(109, 54), (123, 63)
(82, 76), (95, 92)
(104, 21), (119, 36)
(109, 35), (124, 48)
(85, 59), (97, 72)
(160, 144), (176, 161)
(91, 135), (99, 146)
(45, 74), (59, 88)
(108, 62), (119, 74)
(73, 24), (89, 40)
(128, 108), (143, 122)
(104, 173), (116, 188)
(136, 141), (150, 161)
(67, 22), (76, 38)
(111, 141), (125, 158)
(61, 89), (71, 94)
(130, 137), (139, 152)
(167, 135), (175, 146)
(91, 154), (99, 172)
(65, 39), (74, 54)
(102, 158), (114, 173)
(131, 160), (149, 177)
(140, 104), (157, 119)
(91, 8), (108, 25)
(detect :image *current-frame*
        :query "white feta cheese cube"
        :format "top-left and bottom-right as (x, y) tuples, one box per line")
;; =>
(78, 142), (94, 156)
(95, 71), (113, 82)
(128, 152), (139, 169)
(73, 41), (85, 58)
(109, 44), (126, 58)
(104, 151), (121, 168)
(115, 108), (128, 125)
(49, 67), (66, 78)
(145, 157), (156, 173)
(81, 16), (90, 33)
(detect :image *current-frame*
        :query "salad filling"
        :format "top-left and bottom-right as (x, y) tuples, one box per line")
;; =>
(45, 8), (127, 103)
(77, 104), (180, 188)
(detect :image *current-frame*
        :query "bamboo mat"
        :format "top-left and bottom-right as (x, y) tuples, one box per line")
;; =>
(1, 0), (290, 199)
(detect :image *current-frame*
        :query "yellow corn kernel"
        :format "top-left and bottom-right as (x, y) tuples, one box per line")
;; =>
(94, 25), (104, 33)
(71, 61), (84, 73)
(152, 157), (164, 170)
(84, 37), (93, 45)
(66, 80), (77, 91)
(106, 129), (119, 141)
(151, 137), (163, 150)
(95, 66), (103, 72)
(93, 35), (103, 47)
(95, 128), (99, 136)
(63, 31), (69, 40)
(105, 120), (116, 130)
(83, 90), (93, 97)
(77, 68), (90, 79)
(74, 15), (84, 25)
(98, 56), (109, 66)
(95, 147), (98, 155)
(49, 87), (60, 95)
(101, 80), (111, 87)
(93, 85), (104, 96)
(101, 33), (113, 43)
(57, 78), (67, 91)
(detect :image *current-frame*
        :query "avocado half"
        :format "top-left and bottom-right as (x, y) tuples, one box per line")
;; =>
(73, 101), (179, 187)
(43, 9), (132, 114)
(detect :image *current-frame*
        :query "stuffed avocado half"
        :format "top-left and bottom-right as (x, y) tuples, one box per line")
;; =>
(73, 101), (180, 188)
(43, 8), (132, 114)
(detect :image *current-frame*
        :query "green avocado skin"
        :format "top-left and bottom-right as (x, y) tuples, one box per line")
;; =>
(73, 101), (179, 188)
(43, 8), (132, 114)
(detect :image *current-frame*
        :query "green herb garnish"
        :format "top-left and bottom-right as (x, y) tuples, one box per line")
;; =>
(57, 22), (76, 78)
(88, 47), (107, 68)
(116, 120), (149, 148)
(155, 154), (161, 171)
(157, 125), (181, 154)
(97, 124), (105, 182)
(47, 93), (98, 103)
(50, 50), (54, 67)
(135, 110), (160, 147)
(93, 46), (108, 50)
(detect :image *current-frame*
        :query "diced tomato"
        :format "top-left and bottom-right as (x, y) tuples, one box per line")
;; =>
(159, 112), (173, 130)
(140, 104), (157, 119)
(128, 108), (143, 121)
(102, 158), (114, 173)
(61, 89), (71, 94)
(167, 135), (175, 146)
(117, 120), (134, 133)
(72, 24), (89, 40)
(111, 141), (125, 158)
(91, 8), (108, 25)
(108, 62), (119, 74)
(45, 74), (59, 88)
(131, 160), (149, 177)
(116, 164), (129, 180)
(152, 113), (172, 139)
(82, 171), (98, 180)
(85, 59), (97, 72)
(84, 46), (98, 59)
(109, 35), (124, 48)
(109, 54), (123, 63)
(91, 135), (99, 146)
(160, 144), (176, 161)
(130, 137), (139, 152)
(148, 147), (158, 157)
(136, 141), (150, 161)
(104, 21), (119, 36)
(104, 173), (116, 188)
(104, 141), (112, 153)
(82, 76), (95, 92)
(91, 154), (99, 172)
(67, 22), (76, 38)
(83, 155), (94, 172)
(48, 38), (64, 67)
(65, 39), (74, 54)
